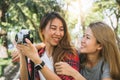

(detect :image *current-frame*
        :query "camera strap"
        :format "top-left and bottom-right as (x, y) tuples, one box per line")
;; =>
(30, 60), (35, 80)
(25, 56), (35, 80)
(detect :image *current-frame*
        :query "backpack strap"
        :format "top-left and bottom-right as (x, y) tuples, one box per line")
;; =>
(100, 60), (104, 79)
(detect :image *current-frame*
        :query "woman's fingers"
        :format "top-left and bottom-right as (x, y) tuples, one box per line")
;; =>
(35, 43), (46, 50)
(25, 38), (32, 46)
(55, 62), (72, 76)
(11, 50), (20, 62)
(55, 62), (64, 69)
(15, 39), (39, 63)
(11, 52), (18, 59)
(55, 62), (65, 74)
(12, 54), (20, 62)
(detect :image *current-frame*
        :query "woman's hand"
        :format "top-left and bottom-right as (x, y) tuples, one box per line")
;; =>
(55, 62), (75, 76)
(11, 50), (20, 62)
(55, 62), (86, 80)
(16, 38), (40, 64)
(35, 42), (45, 50)
(11, 42), (45, 63)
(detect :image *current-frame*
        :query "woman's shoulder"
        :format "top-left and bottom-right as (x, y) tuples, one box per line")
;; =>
(100, 58), (109, 70)
(100, 59), (111, 79)
(64, 51), (80, 65)
(65, 50), (79, 59)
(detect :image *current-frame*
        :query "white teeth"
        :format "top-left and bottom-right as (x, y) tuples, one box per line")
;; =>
(54, 38), (59, 41)
(80, 45), (84, 48)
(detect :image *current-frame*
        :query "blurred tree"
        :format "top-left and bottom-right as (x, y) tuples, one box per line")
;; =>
(0, 0), (63, 46)
(96, 0), (120, 49)
(85, 0), (120, 49)
(0, 1), (64, 78)
(61, 0), (79, 40)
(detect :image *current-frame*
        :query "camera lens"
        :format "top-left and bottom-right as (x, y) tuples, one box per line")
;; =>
(15, 29), (33, 44)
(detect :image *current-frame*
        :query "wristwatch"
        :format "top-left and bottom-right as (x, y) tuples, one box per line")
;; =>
(35, 61), (45, 70)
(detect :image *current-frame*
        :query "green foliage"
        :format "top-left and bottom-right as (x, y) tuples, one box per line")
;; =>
(7, 0), (62, 30)
(67, 16), (78, 40)
(0, 58), (12, 76)
(67, 14), (78, 30)
(85, 11), (104, 26)
(85, 0), (120, 48)
(85, 0), (116, 26)
(85, 0), (120, 30)
(118, 24), (120, 34)
(0, 0), (63, 42)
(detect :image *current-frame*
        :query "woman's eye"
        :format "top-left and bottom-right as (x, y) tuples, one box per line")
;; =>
(86, 36), (90, 39)
(60, 28), (64, 31)
(51, 27), (56, 30)
(82, 35), (85, 38)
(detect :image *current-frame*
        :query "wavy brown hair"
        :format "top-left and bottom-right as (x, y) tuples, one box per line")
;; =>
(89, 21), (120, 79)
(39, 12), (77, 64)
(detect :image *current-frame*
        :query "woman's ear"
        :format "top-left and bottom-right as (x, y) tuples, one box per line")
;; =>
(97, 44), (103, 50)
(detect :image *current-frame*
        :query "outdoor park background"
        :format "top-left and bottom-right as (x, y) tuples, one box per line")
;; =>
(0, 0), (120, 80)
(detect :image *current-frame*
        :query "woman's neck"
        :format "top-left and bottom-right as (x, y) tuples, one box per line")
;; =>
(45, 43), (54, 58)
(86, 53), (100, 68)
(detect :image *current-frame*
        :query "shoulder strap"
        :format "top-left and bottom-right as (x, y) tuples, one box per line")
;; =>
(100, 61), (104, 78)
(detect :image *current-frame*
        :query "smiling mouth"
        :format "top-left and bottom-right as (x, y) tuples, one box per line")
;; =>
(53, 38), (60, 42)
(80, 45), (85, 49)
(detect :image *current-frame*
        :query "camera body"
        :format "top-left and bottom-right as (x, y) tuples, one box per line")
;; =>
(15, 29), (33, 44)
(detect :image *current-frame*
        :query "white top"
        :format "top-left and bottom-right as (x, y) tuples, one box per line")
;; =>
(38, 51), (54, 80)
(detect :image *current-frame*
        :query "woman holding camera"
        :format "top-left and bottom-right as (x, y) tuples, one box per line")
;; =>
(16, 12), (85, 80)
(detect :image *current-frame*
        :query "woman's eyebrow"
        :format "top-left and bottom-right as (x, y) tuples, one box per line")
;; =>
(50, 24), (57, 27)
(50, 24), (63, 28)
(86, 33), (92, 37)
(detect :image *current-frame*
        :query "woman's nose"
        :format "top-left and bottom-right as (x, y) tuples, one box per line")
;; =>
(81, 37), (85, 43)
(55, 30), (61, 35)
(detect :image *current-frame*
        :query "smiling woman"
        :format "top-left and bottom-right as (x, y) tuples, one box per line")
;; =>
(55, 21), (120, 80)
(16, 12), (80, 80)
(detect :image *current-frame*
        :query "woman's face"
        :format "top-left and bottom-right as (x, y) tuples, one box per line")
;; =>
(42, 18), (64, 46)
(80, 27), (101, 54)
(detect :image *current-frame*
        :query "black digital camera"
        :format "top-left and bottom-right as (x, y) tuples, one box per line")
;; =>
(15, 29), (33, 44)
